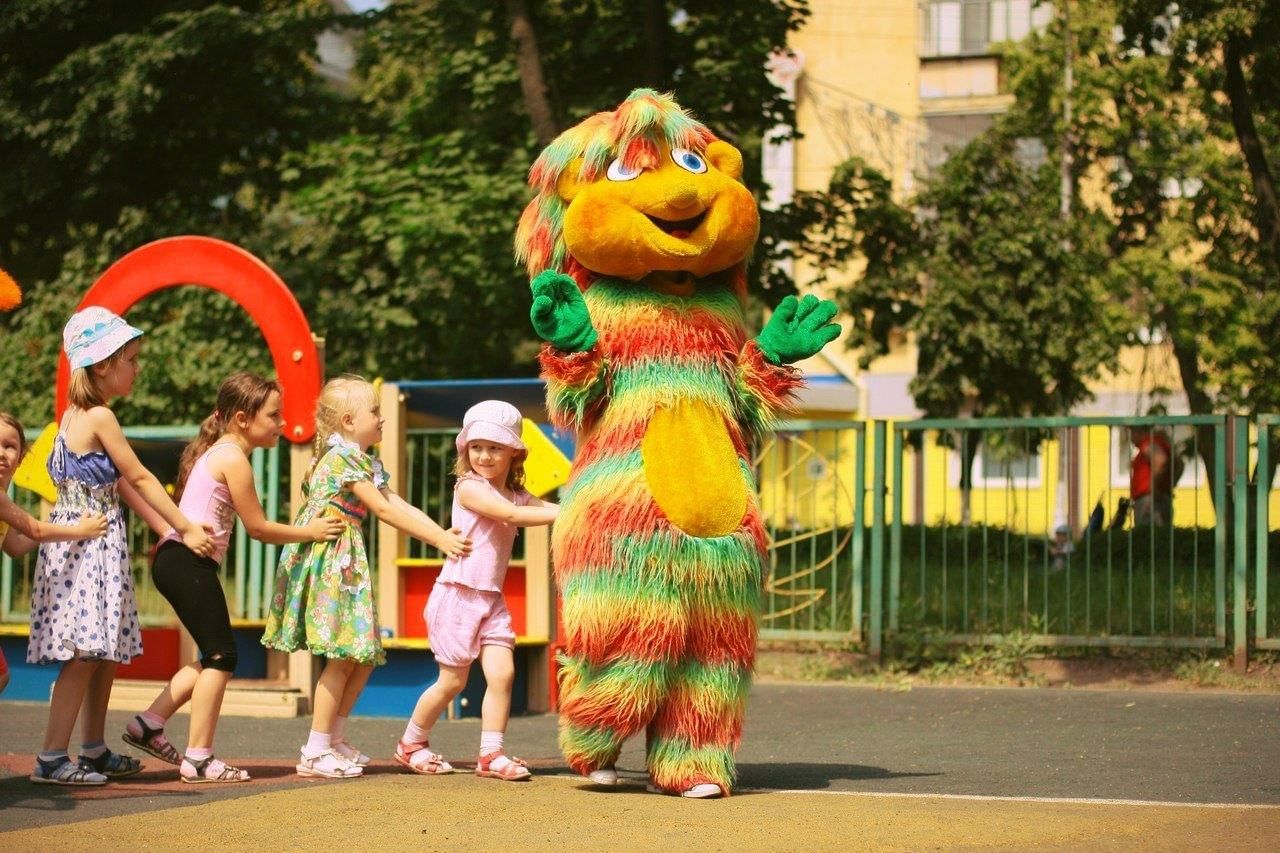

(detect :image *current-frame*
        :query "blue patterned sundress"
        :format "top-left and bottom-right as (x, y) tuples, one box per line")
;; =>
(27, 433), (141, 664)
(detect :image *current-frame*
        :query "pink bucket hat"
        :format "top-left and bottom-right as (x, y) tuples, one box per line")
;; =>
(63, 306), (144, 369)
(456, 400), (526, 453)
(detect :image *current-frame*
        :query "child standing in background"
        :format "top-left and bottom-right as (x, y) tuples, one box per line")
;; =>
(1, 411), (109, 556)
(396, 400), (558, 781)
(1, 411), (109, 699)
(29, 308), (214, 786)
(262, 376), (471, 779)
(124, 373), (344, 783)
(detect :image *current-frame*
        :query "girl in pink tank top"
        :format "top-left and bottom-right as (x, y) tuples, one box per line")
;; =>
(125, 373), (342, 784)
(395, 400), (559, 781)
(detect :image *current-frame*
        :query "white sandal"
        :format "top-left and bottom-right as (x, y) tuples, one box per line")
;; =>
(296, 747), (362, 779)
(332, 739), (371, 767)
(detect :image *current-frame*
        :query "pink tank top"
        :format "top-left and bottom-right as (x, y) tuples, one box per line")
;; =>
(437, 472), (531, 593)
(160, 442), (240, 563)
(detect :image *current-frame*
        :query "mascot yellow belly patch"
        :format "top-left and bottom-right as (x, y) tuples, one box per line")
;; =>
(515, 89), (839, 798)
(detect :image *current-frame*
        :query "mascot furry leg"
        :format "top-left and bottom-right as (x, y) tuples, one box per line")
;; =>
(515, 89), (839, 798)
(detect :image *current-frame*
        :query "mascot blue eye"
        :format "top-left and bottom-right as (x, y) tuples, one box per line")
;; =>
(671, 148), (707, 174)
(606, 159), (642, 181)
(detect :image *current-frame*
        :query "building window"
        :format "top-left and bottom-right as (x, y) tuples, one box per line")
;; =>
(952, 445), (1043, 488)
(920, 0), (1052, 58)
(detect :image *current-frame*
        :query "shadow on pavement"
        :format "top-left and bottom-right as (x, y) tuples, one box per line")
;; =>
(738, 762), (941, 791)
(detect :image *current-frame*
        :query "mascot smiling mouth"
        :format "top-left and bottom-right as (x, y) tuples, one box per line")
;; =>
(645, 210), (707, 239)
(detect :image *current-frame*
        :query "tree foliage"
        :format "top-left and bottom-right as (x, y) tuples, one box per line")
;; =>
(802, 0), (1280, 430)
(1, 0), (808, 426)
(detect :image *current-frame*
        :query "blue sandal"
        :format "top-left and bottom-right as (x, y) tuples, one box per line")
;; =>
(30, 755), (108, 786)
(78, 748), (142, 778)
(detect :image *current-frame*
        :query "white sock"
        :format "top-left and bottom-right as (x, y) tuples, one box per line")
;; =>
(185, 746), (212, 763)
(480, 730), (504, 756)
(403, 720), (431, 745)
(305, 729), (331, 753)
(80, 741), (107, 759)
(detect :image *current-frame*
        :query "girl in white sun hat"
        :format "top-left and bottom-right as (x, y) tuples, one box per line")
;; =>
(28, 306), (215, 787)
(396, 400), (559, 781)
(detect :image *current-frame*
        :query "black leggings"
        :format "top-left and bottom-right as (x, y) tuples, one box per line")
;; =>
(152, 541), (238, 673)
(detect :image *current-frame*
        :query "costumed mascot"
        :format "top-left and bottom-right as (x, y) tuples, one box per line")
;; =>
(516, 89), (839, 798)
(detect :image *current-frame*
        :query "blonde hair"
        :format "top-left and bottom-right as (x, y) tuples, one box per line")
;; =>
(175, 372), (280, 500)
(0, 411), (27, 459)
(308, 374), (377, 479)
(454, 443), (527, 491)
(66, 345), (131, 410)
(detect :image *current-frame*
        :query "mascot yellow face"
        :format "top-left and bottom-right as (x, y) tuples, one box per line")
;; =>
(557, 141), (759, 282)
(516, 89), (760, 287)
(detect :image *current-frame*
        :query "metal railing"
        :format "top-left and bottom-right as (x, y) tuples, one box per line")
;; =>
(884, 416), (1228, 650)
(1254, 415), (1280, 653)
(756, 420), (867, 642)
(1, 426), (284, 625)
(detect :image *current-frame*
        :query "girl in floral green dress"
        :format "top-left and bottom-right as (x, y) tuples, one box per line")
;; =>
(262, 376), (470, 780)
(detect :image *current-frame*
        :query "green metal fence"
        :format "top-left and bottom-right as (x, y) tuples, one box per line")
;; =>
(1255, 415), (1280, 653)
(884, 415), (1229, 651)
(1, 426), (284, 625)
(756, 420), (866, 642)
(9, 414), (1280, 663)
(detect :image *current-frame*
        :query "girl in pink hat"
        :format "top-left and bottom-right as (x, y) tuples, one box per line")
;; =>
(29, 307), (215, 786)
(396, 400), (559, 781)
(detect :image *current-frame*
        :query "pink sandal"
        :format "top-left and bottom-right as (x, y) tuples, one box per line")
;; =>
(475, 751), (531, 781)
(394, 740), (453, 775)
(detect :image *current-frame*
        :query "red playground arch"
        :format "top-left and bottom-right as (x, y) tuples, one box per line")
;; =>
(55, 236), (321, 443)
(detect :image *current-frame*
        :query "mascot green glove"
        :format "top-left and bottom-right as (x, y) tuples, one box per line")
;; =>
(516, 89), (840, 799)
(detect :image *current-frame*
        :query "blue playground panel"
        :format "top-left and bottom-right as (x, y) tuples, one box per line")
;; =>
(0, 634), (533, 719)
(355, 644), (532, 719)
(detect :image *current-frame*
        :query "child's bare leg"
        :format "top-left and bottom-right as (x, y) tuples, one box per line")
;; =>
(396, 662), (468, 774)
(328, 663), (374, 764)
(79, 661), (118, 745)
(42, 658), (96, 752)
(479, 645), (515, 734)
(187, 667), (233, 749)
(337, 663), (373, 718)
(475, 645), (527, 779)
(312, 658), (355, 734)
(146, 663), (201, 719)
(409, 663), (469, 728)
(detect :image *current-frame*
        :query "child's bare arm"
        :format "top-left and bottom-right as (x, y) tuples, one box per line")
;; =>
(0, 492), (107, 545)
(119, 477), (171, 537)
(91, 407), (213, 556)
(220, 453), (342, 545)
(456, 480), (558, 527)
(349, 480), (471, 557)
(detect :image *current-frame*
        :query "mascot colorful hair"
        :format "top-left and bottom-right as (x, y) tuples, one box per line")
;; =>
(0, 268), (20, 313)
(516, 89), (839, 798)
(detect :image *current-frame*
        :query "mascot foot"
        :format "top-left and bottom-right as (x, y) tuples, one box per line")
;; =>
(588, 766), (618, 786)
(645, 780), (728, 799)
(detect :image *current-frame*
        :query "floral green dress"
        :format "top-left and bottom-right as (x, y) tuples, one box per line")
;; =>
(261, 435), (387, 665)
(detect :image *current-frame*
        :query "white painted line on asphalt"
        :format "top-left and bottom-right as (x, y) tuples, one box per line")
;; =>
(751, 789), (1280, 809)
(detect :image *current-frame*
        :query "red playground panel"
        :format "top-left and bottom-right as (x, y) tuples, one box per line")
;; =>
(117, 627), (181, 680)
(399, 560), (529, 639)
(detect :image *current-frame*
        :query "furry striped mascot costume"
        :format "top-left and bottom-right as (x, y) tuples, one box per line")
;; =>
(516, 89), (839, 798)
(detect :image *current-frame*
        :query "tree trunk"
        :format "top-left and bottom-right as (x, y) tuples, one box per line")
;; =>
(505, 0), (560, 147)
(1169, 331), (1221, 511)
(1223, 35), (1280, 276)
(642, 0), (666, 87)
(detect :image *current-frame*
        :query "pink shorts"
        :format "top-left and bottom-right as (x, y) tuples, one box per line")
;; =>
(425, 582), (515, 667)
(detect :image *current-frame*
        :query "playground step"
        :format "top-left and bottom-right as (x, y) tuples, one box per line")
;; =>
(107, 679), (309, 718)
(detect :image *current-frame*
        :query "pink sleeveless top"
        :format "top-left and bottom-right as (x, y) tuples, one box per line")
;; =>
(160, 443), (240, 563)
(437, 472), (531, 593)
